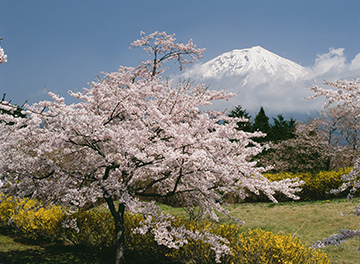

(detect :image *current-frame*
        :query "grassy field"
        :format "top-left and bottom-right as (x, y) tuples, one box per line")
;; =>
(163, 198), (360, 264)
(0, 198), (359, 264)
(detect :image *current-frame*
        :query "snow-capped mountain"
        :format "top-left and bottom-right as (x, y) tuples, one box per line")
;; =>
(182, 46), (308, 85)
(177, 46), (322, 118)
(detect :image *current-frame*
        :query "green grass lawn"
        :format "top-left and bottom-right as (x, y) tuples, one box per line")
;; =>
(0, 198), (359, 264)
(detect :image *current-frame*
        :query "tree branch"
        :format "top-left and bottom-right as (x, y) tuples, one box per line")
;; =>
(32, 170), (55, 180)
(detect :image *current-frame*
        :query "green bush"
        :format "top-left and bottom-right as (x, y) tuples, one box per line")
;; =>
(63, 210), (115, 248)
(0, 195), (329, 263)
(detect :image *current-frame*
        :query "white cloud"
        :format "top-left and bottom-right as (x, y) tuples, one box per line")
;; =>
(309, 48), (346, 76)
(350, 53), (360, 71)
(305, 48), (360, 81)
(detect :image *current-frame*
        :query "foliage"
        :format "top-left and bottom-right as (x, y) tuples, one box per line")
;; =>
(227, 105), (252, 132)
(167, 225), (329, 264)
(269, 114), (296, 143)
(262, 168), (354, 201)
(252, 106), (270, 142)
(0, 196), (329, 264)
(226, 168), (355, 203)
(228, 105), (296, 144)
(63, 210), (116, 249)
(0, 194), (65, 241)
(228, 102), (358, 173)
(260, 97), (360, 173)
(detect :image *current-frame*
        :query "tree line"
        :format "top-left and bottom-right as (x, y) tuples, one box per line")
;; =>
(227, 100), (360, 173)
(228, 105), (296, 143)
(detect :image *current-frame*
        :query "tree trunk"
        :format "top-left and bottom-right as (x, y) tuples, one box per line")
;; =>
(114, 203), (126, 264)
(104, 196), (126, 264)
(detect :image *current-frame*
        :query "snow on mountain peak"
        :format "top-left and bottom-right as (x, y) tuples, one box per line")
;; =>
(183, 46), (308, 82)
(176, 46), (318, 115)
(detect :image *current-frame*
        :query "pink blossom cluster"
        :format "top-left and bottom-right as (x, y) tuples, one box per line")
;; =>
(308, 79), (360, 109)
(129, 31), (205, 73)
(0, 46), (7, 64)
(130, 200), (230, 263)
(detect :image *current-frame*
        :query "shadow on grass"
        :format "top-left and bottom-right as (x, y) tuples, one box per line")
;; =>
(0, 230), (177, 264)
(0, 247), (180, 264)
(0, 245), (116, 264)
(0, 228), (115, 264)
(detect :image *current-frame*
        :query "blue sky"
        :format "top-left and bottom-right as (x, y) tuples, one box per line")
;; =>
(0, 0), (359, 107)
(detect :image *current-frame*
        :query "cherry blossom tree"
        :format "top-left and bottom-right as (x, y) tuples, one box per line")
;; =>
(257, 122), (333, 172)
(0, 32), (303, 264)
(259, 116), (353, 173)
(308, 79), (360, 250)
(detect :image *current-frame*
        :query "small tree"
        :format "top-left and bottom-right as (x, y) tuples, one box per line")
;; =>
(252, 106), (270, 142)
(258, 122), (335, 172)
(0, 32), (302, 264)
(227, 105), (252, 132)
(260, 115), (355, 173)
(310, 106), (359, 170)
(308, 79), (360, 250)
(269, 114), (296, 143)
(252, 107), (270, 133)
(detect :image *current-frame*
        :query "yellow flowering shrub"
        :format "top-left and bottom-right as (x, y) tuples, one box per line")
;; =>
(0, 194), (65, 240)
(165, 223), (329, 264)
(62, 210), (116, 248)
(13, 201), (65, 240)
(0, 196), (329, 263)
(245, 168), (354, 202)
(0, 194), (17, 226)
(227, 229), (328, 264)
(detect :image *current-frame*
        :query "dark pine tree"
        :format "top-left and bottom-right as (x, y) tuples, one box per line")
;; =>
(252, 107), (270, 142)
(269, 114), (296, 143)
(228, 105), (252, 132)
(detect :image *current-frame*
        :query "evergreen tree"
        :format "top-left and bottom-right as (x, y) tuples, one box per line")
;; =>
(269, 114), (296, 143)
(228, 105), (252, 132)
(252, 107), (270, 141)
